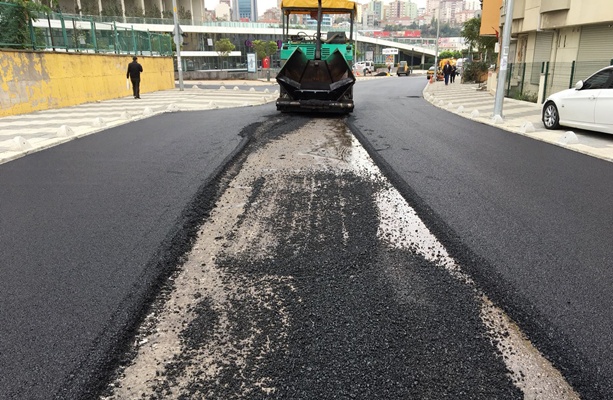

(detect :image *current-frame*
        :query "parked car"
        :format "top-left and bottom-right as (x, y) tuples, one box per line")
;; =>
(396, 61), (410, 76)
(426, 65), (436, 80)
(542, 65), (613, 134)
(353, 61), (374, 75)
(426, 65), (443, 81)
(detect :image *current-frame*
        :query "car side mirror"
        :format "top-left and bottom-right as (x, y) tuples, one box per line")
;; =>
(575, 80), (584, 90)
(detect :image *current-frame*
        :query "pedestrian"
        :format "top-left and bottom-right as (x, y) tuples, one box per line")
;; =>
(450, 64), (457, 83)
(387, 64), (391, 74)
(442, 60), (453, 85)
(126, 56), (143, 99)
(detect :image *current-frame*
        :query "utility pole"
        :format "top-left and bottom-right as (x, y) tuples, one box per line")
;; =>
(172, 0), (184, 91)
(434, 8), (440, 77)
(493, 0), (514, 118)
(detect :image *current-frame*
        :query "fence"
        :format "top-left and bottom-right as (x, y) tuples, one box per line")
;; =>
(504, 59), (613, 103)
(0, 2), (172, 55)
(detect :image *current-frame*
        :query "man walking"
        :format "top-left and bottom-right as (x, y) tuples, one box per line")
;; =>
(442, 60), (453, 86)
(127, 56), (143, 99)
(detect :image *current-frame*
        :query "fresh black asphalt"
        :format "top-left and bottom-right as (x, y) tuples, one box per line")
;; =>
(350, 76), (613, 400)
(125, 116), (521, 399)
(1, 77), (612, 399)
(0, 105), (275, 399)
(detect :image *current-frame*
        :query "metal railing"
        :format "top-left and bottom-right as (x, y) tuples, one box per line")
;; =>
(0, 2), (173, 55)
(504, 60), (613, 103)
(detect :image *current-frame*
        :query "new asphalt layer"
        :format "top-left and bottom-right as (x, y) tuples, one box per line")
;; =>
(2, 76), (612, 165)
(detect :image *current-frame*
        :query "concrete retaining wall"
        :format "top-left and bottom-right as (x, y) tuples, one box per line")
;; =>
(180, 69), (278, 81)
(0, 51), (174, 117)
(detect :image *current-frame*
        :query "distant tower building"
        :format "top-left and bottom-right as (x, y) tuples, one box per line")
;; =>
(406, 1), (418, 19)
(215, 2), (231, 20)
(232, 0), (258, 21)
(368, 0), (383, 26)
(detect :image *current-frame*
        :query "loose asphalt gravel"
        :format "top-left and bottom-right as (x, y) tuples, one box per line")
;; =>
(100, 114), (525, 399)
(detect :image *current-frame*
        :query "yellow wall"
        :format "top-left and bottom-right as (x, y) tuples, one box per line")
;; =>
(0, 51), (174, 117)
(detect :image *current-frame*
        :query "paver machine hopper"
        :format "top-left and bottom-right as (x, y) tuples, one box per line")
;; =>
(276, 0), (357, 113)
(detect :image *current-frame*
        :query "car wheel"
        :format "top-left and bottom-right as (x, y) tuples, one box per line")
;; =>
(543, 101), (560, 130)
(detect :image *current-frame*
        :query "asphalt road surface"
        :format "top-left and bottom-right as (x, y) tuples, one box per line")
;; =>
(350, 76), (613, 399)
(101, 116), (529, 399)
(1, 77), (611, 400)
(0, 105), (275, 399)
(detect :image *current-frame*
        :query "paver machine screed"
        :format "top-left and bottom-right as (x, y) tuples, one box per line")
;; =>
(276, 0), (357, 113)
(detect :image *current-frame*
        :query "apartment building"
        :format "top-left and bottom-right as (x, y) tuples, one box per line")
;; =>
(385, 0), (418, 20)
(498, 0), (613, 96)
(423, 0), (475, 25)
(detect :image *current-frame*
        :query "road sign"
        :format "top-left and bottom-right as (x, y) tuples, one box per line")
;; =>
(382, 48), (399, 55)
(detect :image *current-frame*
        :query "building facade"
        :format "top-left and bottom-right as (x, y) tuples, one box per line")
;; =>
(233, 0), (258, 21)
(486, 0), (613, 101)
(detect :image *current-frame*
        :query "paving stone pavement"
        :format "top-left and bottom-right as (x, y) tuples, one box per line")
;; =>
(2, 78), (612, 165)
(423, 80), (613, 163)
(0, 81), (278, 165)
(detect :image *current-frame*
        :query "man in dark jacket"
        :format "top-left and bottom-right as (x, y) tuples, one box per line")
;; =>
(442, 60), (453, 85)
(126, 56), (143, 99)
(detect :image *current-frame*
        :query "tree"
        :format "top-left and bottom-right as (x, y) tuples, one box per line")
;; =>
(439, 50), (462, 59)
(461, 17), (496, 62)
(0, 0), (49, 49)
(215, 38), (235, 57)
(177, 6), (191, 20)
(101, 2), (122, 16)
(251, 39), (278, 61)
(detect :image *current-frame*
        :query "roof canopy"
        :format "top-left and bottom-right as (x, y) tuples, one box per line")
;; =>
(281, 0), (357, 14)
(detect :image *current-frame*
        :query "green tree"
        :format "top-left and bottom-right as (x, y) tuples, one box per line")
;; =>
(101, 2), (122, 16)
(439, 50), (462, 59)
(251, 39), (278, 61)
(178, 6), (191, 20)
(0, 0), (49, 49)
(461, 17), (497, 62)
(144, 4), (161, 18)
(215, 37), (235, 57)
(125, 5), (143, 17)
(79, 0), (99, 15)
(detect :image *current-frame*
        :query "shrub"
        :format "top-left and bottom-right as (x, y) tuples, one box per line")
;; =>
(462, 61), (488, 83)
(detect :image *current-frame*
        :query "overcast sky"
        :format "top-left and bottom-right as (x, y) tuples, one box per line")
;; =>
(204, 0), (428, 15)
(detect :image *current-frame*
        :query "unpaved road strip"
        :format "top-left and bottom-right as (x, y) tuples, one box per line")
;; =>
(101, 116), (578, 399)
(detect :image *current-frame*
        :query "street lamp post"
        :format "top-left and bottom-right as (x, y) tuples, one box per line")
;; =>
(493, 0), (515, 118)
(434, 8), (440, 77)
(411, 47), (414, 72)
(172, 0), (184, 91)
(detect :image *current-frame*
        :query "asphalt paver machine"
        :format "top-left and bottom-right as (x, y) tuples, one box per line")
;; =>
(276, 0), (357, 113)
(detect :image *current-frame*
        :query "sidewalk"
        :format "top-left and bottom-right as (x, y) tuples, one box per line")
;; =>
(423, 80), (613, 163)
(2, 78), (612, 166)
(0, 80), (278, 165)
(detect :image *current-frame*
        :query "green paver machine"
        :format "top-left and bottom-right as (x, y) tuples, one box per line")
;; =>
(276, 0), (357, 113)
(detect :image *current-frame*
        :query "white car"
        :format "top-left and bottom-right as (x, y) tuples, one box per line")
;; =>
(353, 61), (374, 74)
(542, 65), (613, 134)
